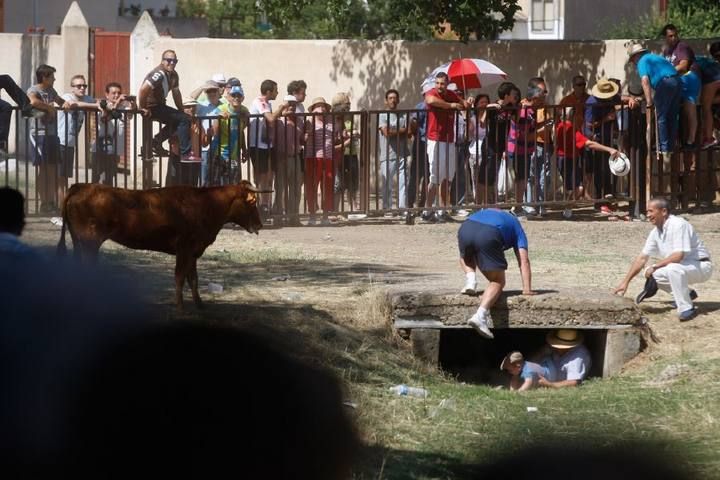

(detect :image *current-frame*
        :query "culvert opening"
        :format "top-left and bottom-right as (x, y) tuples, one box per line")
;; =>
(438, 328), (608, 385)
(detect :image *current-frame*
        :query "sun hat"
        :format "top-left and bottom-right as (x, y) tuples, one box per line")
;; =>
(308, 96), (331, 111)
(202, 80), (220, 91)
(627, 43), (648, 58)
(591, 78), (620, 100)
(546, 329), (584, 349)
(331, 92), (350, 107)
(182, 98), (198, 107)
(608, 152), (631, 176)
(500, 351), (524, 371)
(211, 73), (226, 85)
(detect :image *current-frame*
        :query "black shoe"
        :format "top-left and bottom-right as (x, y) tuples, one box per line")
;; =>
(671, 289), (698, 309)
(635, 276), (658, 304)
(421, 211), (436, 223)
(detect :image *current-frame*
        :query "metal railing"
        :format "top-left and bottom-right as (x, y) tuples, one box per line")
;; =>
(2, 103), (718, 221)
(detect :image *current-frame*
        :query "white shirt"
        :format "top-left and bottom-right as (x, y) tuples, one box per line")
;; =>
(642, 215), (710, 264)
(551, 344), (591, 382)
(249, 96), (272, 149)
(57, 94), (95, 147)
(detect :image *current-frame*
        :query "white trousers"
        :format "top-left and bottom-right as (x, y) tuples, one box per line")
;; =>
(653, 260), (713, 313)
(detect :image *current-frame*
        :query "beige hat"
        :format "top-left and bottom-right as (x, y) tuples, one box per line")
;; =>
(591, 78), (620, 100)
(308, 96), (331, 111)
(183, 98), (199, 107)
(627, 43), (648, 58)
(500, 351), (524, 371)
(546, 329), (584, 349)
(202, 80), (220, 91)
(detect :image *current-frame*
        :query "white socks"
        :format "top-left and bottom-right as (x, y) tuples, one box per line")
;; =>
(477, 306), (488, 318)
(465, 272), (476, 283)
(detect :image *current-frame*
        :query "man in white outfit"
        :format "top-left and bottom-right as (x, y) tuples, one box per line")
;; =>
(614, 198), (713, 321)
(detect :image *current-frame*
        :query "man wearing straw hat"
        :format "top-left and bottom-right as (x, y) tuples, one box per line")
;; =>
(537, 329), (591, 388)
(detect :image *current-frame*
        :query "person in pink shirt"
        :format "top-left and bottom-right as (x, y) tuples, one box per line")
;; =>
(304, 97), (338, 225)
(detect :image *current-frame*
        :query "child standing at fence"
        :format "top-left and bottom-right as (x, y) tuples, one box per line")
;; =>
(274, 96), (304, 226)
(304, 97), (338, 225)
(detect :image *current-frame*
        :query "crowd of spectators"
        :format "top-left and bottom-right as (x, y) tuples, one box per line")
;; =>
(2, 29), (719, 222)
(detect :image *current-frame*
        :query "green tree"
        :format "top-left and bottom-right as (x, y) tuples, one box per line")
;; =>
(604, 1), (720, 39)
(176, 0), (520, 41)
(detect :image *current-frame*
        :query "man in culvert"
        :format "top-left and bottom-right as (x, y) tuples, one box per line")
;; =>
(459, 209), (535, 339)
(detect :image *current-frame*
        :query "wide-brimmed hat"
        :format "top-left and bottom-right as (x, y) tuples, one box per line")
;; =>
(202, 80), (220, 91)
(211, 73), (227, 85)
(308, 96), (331, 111)
(331, 92), (350, 107)
(546, 329), (584, 349)
(500, 351), (524, 371)
(627, 43), (648, 58)
(608, 152), (631, 176)
(591, 78), (619, 100)
(182, 98), (198, 107)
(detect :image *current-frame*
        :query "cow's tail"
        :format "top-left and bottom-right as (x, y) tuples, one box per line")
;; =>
(56, 195), (70, 257)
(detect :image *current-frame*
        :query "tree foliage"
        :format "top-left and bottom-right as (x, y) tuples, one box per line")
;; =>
(604, 1), (720, 40)
(176, 0), (520, 41)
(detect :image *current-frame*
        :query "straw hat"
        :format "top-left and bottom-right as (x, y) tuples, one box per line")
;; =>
(591, 78), (619, 100)
(500, 351), (524, 371)
(308, 96), (331, 111)
(202, 80), (220, 91)
(608, 152), (631, 177)
(627, 43), (648, 58)
(545, 329), (584, 349)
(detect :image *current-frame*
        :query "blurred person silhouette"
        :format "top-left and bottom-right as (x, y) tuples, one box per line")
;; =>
(63, 323), (360, 479)
(0, 187), (36, 256)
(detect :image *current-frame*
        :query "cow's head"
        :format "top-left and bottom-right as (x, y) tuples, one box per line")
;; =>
(229, 181), (264, 234)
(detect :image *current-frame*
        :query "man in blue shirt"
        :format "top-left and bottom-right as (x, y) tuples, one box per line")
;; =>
(458, 208), (535, 338)
(628, 43), (682, 154)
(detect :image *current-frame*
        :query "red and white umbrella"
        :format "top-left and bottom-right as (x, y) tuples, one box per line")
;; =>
(421, 58), (507, 93)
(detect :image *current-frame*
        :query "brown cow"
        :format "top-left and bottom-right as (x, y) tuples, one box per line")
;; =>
(57, 181), (263, 310)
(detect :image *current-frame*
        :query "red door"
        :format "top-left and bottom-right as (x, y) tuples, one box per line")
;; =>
(92, 31), (130, 97)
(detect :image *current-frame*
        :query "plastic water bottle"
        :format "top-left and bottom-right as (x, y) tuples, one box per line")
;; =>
(389, 384), (428, 398)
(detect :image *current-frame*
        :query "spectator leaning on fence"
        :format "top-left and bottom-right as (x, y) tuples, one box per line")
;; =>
(196, 81), (223, 186)
(57, 74), (100, 204)
(304, 97), (337, 226)
(27, 64), (72, 214)
(287, 80), (307, 114)
(378, 89), (410, 212)
(697, 42), (720, 149)
(662, 24), (701, 150)
(212, 85), (249, 185)
(525, 77), (552, 216)
(422, 72), (468, 223)
(628, 43), (682, 159)
(560, 75), (589, 132)
(138, 49), (198, 163)
(507, 84), (539, 214)
(93, 81), (134, 185)
(332, 92), (360, 212)
(274, 95), (305, 226)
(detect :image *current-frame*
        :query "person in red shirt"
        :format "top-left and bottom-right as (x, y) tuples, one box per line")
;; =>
(555, 118), (619, 200)
(422, 72), (469, 222)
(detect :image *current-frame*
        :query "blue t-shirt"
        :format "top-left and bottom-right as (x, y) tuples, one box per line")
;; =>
(637, 53), (678, 89)
(467, 209), (529, 250)
(412, 101), (427, 142)
(584, 95), (620, 141)
(521, 361), (549, 383)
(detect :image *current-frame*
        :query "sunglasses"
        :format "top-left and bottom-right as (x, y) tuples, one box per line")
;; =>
(72, 84), (87, 88)
(163, 58), (178, 64)
(231, 93), (244, 98)
(574, 83), (586, 87)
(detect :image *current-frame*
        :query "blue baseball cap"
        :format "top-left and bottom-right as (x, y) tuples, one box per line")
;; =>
(230, 85), (244, 96)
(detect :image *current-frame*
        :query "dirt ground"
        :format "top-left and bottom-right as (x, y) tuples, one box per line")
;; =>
(22, 208), (720, 370)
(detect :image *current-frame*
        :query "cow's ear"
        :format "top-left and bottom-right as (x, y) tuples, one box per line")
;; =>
(245, 191), (257, 205)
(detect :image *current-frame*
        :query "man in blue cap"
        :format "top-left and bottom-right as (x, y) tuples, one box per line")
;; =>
(458, 209), (535, 338)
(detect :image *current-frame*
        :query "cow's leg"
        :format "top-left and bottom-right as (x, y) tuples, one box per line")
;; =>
(174, 253), (192, 311)
(187, 258), (203, 308)
(76, 239), (102, 263)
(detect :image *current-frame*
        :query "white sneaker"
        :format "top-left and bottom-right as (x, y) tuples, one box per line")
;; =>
(522, 206), (537, 216)
(467, 313), (494, 339)
(460, 279), (477, 295)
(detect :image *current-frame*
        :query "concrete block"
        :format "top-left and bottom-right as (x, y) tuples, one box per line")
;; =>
(410, 329), (440, 366)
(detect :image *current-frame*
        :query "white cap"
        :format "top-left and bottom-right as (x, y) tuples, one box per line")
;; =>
(211, 73), (226, 84)
(608, 153), (631, 176)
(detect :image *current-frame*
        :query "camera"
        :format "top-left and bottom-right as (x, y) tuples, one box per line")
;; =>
(100, 99), (123, 120)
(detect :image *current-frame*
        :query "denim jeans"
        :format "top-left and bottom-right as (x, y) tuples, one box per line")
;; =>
(654, 75), (682, 153)
(525, 144), (552, 205)
(380, 157), (407, 209)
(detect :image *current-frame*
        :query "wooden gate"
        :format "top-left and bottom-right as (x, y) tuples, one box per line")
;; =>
(91, 30), (130, 97)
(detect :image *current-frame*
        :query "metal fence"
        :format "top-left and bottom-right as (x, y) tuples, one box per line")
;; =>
(2, 103), (718, 221)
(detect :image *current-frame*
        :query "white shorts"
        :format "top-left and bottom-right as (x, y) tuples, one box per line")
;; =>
(427, 140), (457, 184)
